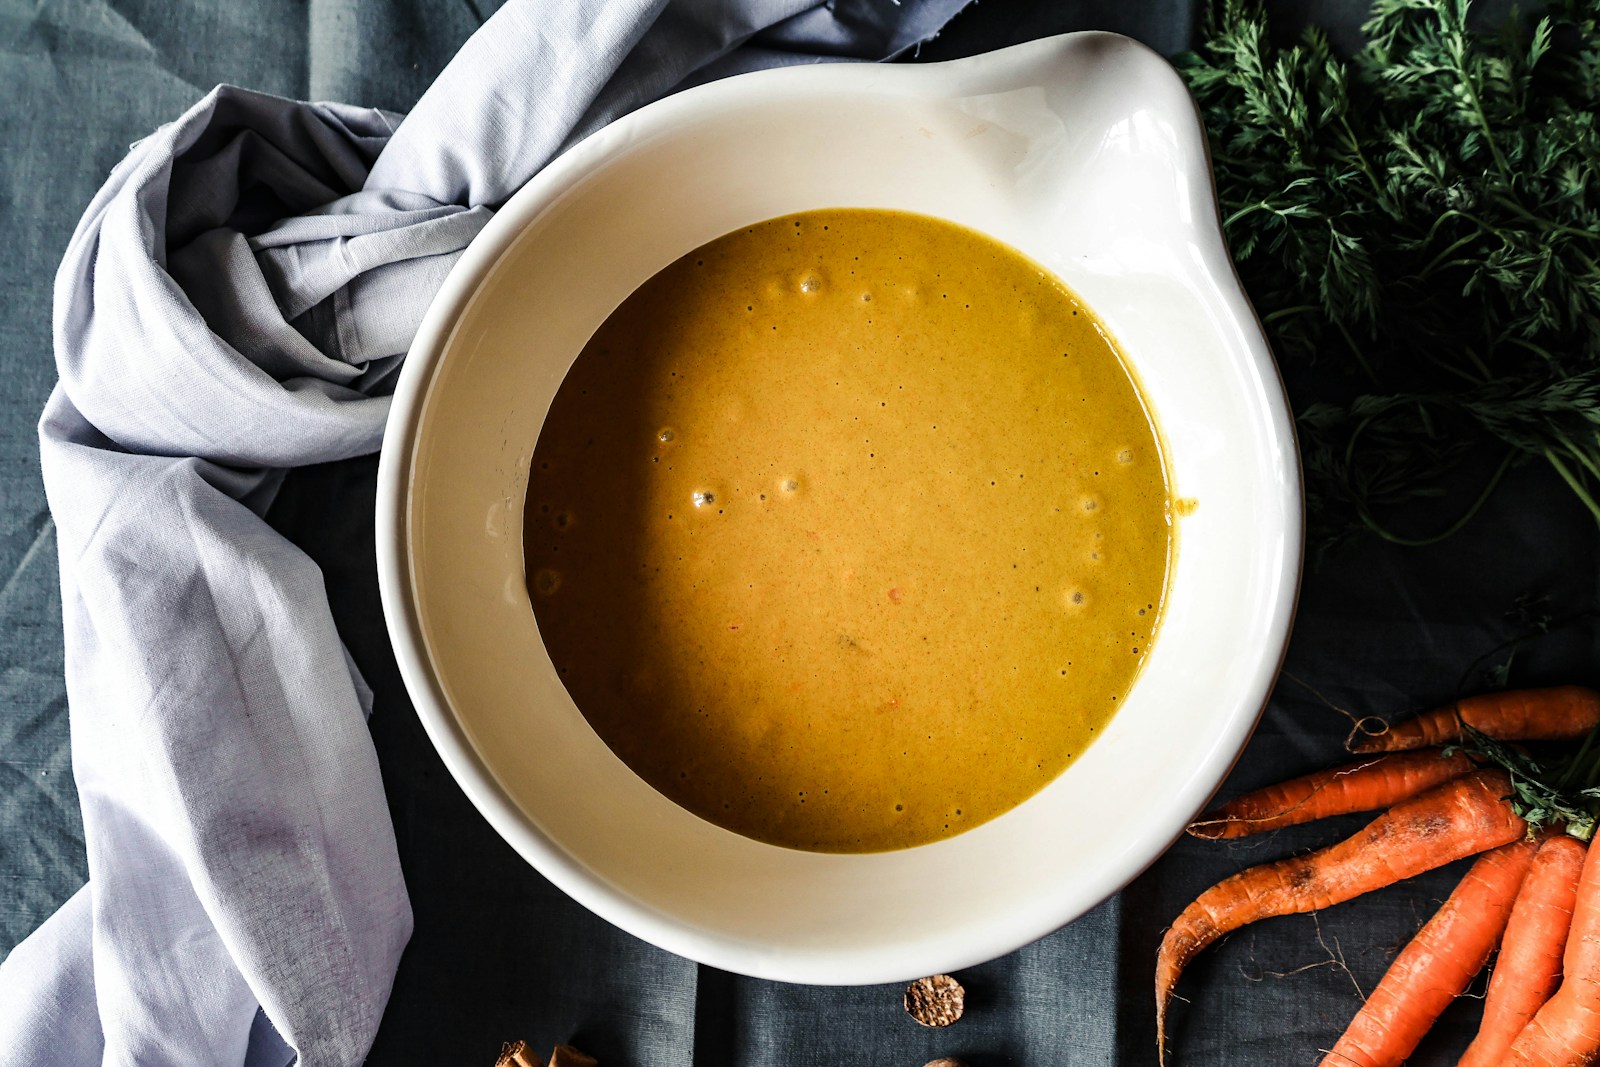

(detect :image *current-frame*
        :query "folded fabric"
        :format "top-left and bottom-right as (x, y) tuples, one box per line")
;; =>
(0, 1), (968, 1064)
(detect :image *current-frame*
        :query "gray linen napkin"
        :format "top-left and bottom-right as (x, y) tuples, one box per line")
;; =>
(0, 1), (967, 1063)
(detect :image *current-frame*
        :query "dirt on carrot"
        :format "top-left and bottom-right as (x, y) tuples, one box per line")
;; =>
(1156, 768), (1525, 1064)
(1319, 839), (1538, 1067)
(1352, 686), (1600, 755)
(1188, 748), (1474, 840)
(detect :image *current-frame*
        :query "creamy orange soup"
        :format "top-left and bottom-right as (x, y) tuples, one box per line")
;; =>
(525, 209), (1171, 852)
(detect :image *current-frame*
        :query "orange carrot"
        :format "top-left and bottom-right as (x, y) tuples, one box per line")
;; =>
(1188, 749), (1474, 839)
(1352, 685), (1600, 754)
(1508, 833), (1600, 1065)
(1155, 769), (1525, 1065)
(1460, 834), (1587, 1067)
(1319, 839), (1538, 1067)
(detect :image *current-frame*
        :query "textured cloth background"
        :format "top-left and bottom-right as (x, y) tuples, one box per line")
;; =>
(1, 1), (1594, 1065)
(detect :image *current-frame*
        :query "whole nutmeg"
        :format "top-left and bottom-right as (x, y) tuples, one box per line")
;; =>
(904, 974), (965, 1027)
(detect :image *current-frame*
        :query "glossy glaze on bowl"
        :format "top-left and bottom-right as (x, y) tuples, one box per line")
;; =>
(376, 31), (1302, 985)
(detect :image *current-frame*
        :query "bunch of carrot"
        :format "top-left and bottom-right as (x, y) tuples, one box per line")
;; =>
(1157, 685), (1600, 1066)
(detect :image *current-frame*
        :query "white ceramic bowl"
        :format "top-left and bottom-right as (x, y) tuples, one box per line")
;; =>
(376, 31), (1302, 985)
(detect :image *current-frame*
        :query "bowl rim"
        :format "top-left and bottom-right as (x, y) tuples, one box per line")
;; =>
(375, 29), (1306, 984)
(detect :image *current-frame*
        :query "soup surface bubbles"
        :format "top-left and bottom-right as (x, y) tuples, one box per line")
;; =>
(525, 208), (1172, 852)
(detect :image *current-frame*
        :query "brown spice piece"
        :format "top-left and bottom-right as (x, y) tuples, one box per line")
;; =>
(496, 1041), (543, 1067)
(904, 974), (965, 1027)
(922, 1060), (970, 1067)
(548, 1045), (598, 1067)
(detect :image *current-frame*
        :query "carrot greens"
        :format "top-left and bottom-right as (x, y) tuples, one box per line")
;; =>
(1179, 0), (1600, 548)
(1455, 723), (1600, 841)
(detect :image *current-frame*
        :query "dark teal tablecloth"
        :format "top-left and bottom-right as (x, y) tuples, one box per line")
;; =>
(3, 2), (1591, 1064)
